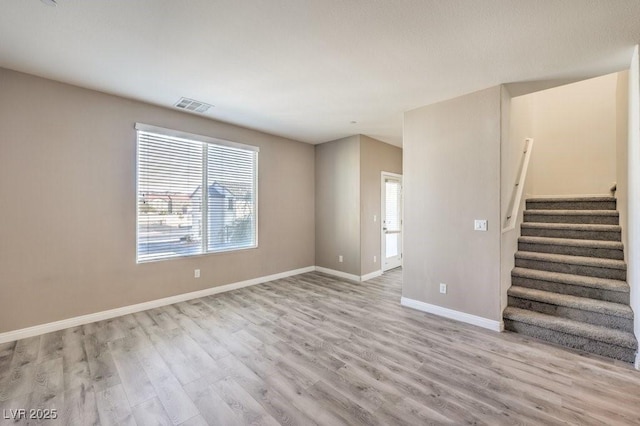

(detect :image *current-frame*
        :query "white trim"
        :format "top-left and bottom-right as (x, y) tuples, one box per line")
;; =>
(135, 123), (259, 152)
(314, 266), (361, 282)
(635, 352), (640, 370)
(361, 270), (383, 281)
(315, 266), (382, 282)
(0, 266), (314, 344)
(381, 171), (403, 272)
(400, 297), (504, 332)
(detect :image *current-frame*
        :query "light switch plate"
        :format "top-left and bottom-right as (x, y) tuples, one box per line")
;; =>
(474, 219), (488, 231)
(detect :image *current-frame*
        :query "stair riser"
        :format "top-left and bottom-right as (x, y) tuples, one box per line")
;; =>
(523, 213), (618, 225)
(507, 296), (634, 332)
(518, 242), (624, 260)
(511, 275), (630, 304)
(514, 258), (626, 281)
(521, 227), (621, 241)
(504, 320), (636, 362)
(526, 201), (616, 211)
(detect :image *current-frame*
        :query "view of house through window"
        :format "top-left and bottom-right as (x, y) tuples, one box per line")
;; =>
(136, 125), (258, 262)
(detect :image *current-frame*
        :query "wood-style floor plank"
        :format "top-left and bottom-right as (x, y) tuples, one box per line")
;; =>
(0, 393), (30, 426)
(95, 384), (135, 426)
(210, 376), (280, 426)
(83, 335), (120, 392)
(61, 383), (99, 426)
(1, 269), (640, 425)
(109, 347), (155, 407)
(131, 396), (172, 426)
(136, 343), (199, 425)
(183, 378), (243, 426)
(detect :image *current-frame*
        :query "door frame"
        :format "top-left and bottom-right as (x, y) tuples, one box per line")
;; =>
(381, 171), (403, 272)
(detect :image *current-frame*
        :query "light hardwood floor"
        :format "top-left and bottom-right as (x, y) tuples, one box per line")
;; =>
(1, 269), (640, 425)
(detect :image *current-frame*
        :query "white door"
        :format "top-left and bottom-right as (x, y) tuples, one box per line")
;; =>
(382, 173), (402, 271)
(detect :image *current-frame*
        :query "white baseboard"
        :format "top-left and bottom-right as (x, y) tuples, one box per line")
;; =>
(361, 270), (383, 281)
(315, 266), (383, 282)
(0, 266), (315, 344)
(400, 297), (503, 332)
(314, 266), (361, 282)
(635, 352), (640, 370)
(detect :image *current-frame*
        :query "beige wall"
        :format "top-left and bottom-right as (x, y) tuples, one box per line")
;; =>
(315, 134), (402, 277)
(360, 136), (402, 276)
(0, 68), (315, 333)
(506, 94), (535, 213)
(512, 96), (536, 198)
(500, 86), (514, 313)
(616, 71), (629, 261)
(628, 46), (640, 361)
(403, 86), (502, 321)
(314, 136), (361, 275)
(526, 73), (618, 196)
(500, 86), (513, 225)
(500, 90), (535, 311)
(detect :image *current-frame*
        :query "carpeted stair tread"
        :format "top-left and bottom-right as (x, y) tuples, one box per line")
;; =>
(526, 197), (616, 211)
(521, 222), (621, 242)
(523, 210), (620, 225)
(526, 196), (616, 203)
(521, 222), (621, 232)
(524, 209), (619, 217)
(511, 267), (629, 293)
(503, 307), (637, 349)
(515, 251), (626, 270)
(518, 236), (623, 250)
(518, 236), (624, 260)
(508, 286), (633, 319)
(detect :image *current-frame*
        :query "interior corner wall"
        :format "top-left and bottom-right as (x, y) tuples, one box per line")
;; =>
(502, 88), (535, 312)
(314, 135), (361, 275)
(403, 86), (502, 321)
(617, 71), (630, 260)
(499, 86), (514, 313)
(360, 136), (402, 276)
(527, 73), (618, 196)
(0, 68), (316, 333)
(627, 45), (640, 364)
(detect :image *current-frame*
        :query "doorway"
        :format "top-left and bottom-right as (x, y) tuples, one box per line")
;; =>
(381, 172), (402, 271)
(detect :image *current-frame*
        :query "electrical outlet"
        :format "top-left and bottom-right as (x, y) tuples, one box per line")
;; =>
(194, 269), (200, 278)
(474, 219), (488, 231)
(373, 214), (377, 222)
(439, 283), (447, 294)
(338, 255), (343, 263)
(373, 255), (377, 263)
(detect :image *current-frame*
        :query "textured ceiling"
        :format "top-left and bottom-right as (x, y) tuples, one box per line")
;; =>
(1, 0), (639, 146)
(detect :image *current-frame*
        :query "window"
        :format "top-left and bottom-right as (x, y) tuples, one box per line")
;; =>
(136, 124), (258, 262)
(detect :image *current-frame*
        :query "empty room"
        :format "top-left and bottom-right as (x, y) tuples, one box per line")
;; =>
(2, 1), (640, 425)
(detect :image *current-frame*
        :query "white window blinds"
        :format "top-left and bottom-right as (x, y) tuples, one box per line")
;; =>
(136, 124), (258, 262)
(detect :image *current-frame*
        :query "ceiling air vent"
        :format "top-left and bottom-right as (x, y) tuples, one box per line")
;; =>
(174, 97), (213, 114)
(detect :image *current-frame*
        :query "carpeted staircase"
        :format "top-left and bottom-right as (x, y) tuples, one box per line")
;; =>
(503, 196), (638, 362)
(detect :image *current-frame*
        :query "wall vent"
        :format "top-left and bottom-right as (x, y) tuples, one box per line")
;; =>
(174, 97), (213, 113)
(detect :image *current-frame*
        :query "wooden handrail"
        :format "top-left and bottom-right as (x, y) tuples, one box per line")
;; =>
(502, 138), (534, 233)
